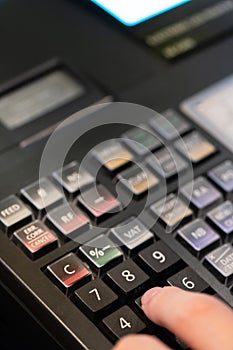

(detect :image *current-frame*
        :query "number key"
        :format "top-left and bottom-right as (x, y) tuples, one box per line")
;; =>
(106, 260), (149, 300)
(102, 306), (146, 342)
(167, 267), (209, 292)
(138, 241), (182, 280)
(73, 279), (118, 320)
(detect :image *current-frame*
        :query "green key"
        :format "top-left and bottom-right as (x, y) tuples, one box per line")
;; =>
(123, 126), (161, 156)
(79, 235), (123, 272)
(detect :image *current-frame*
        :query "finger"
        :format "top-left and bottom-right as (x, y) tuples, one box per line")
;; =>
(141, 287), (233, 350)
(113, 334), (171, 350)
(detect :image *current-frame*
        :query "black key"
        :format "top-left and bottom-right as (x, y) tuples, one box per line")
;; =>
(147, 148), (188, 179)
(181, 177), (222, 216)
(117, 165), (159, 198)
(53, 161), (94, 195)
(122, 125), (161, 156)
(151, 194), (193, 232)
(79, 235), (123, 272)
(106, 260), (149, 300)
(207, 201), (233, 238)
(110, 217), (154, 254)
(47, 253), (91, 293)
(208, 160), (233, 199)
(149, 109), (191, 141)
(92, 140), (133, 172)
(13, 221), (58, 259)
(74, 279), (118, 320)
(78, 185), (121, 223)
(204, 244), (233, 284)
(175, 131), (216, 163)
(102, 306), (146, 341)
(177, 219), (220, 258)
(0, 195), (32, 233)
(47, 203), (90, 239)
(21, 178), (64, 214)
(167, 267), (209, 292)
(138, 241), (182, 280)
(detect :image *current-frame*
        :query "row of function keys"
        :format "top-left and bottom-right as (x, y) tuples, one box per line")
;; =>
(0, 154), (232, 234)
(8, 195), (233, 285)
(0, 164), (233, 259)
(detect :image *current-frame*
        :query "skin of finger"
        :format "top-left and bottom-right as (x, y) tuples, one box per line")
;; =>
(142, 287), (233, 350)
(113, 334), (171, 350)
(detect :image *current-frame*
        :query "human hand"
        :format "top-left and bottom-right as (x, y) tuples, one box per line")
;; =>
(113, 286), (233, 350)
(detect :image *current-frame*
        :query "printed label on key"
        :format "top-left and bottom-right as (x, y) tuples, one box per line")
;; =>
(205, 244), (233, 281)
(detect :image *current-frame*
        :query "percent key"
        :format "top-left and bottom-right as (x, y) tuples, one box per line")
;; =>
(79, 234), (123, 273)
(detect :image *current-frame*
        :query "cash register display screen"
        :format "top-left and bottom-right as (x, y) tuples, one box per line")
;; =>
(0, 70), (85, 130)
(181, 74), (233, 152)
(90, 0), (190, 26)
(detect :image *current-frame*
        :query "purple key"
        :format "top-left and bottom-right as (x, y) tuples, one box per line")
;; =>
(177, 219), (220, 257)
(207, 201), (233, 236)
(208, 161), (233, 199)
(181, 177), (222, 215)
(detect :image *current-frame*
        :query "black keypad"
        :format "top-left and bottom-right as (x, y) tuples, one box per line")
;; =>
(47, 203), (90, 239)
(122, 125), (161, 156)
(151, 194), (193, 232)
(147, 147), (188, 179)
(181, 177), (222, 216)
(149, 109), (191, 141)
(208, 160), (233, 199)
(3, 103), (232, 350)
(110, 217), (154, 254)
(177, 219), (220, 258)
(167, 267), (209, 292)
(0, 195), (32, 233)
(102, 306), (146, 341)
(78, 185), (121, 222)
(138, 241), (182, 280)
(106, 260), (149, 300)
(74, 279), (118, 320)
(53, 161), (94, 195)
(21, 178), (64, 214)
(207, 201), (233, 238)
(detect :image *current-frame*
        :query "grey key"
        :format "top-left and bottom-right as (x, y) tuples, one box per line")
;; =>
(205, 244), (233, 283)
(147, 148), (188, 179)
(181, 177), (222, 215)
(0, 195), (32, 233)
(110, 217), (154, 253)
(177, 219), (220, 257)
(53, 161), (94, 194)
(21, 178), (63, 213)
(208, 160), (233, 199)
(151, 194), (193, 232)
(207, 201), (233, 236)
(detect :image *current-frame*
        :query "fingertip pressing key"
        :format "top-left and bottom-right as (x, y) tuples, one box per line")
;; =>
(141, 286), (233, 350)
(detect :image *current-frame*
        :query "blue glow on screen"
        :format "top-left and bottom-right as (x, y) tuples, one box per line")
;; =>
(90, 0), (190, 26)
